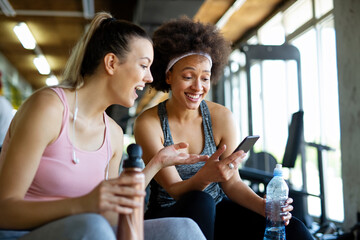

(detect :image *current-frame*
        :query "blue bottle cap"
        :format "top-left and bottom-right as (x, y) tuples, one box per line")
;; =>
(273, 164), (283, 177)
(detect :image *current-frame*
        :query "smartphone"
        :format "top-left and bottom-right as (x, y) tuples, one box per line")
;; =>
(233, 135), (260, 153)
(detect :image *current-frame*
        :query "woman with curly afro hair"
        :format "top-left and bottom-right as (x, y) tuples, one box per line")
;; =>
(134, 17), (313, 240)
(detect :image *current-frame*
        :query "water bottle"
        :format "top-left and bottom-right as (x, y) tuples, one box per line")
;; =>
(263, 164), (289, 240)
(117, 144), (145, 240)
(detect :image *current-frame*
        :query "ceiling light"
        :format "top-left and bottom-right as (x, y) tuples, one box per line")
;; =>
(13, 22), (36, 50)
(216, 0), (246, 28)
(33, 55), (50, 75)
(46, 75), (59, 86)
(82, 0), (94, 19)
(0, 0), (16, 17)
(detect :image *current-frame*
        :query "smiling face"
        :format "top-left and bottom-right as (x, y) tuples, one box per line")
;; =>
(112, 37), (154, 108)
(166, 54), (211, 110)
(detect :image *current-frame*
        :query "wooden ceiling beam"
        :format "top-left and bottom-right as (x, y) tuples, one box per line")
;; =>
(194, 0), (235, 24)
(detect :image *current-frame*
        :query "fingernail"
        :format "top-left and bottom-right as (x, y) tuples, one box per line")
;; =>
(124, 208), (133, 214)
(134, 174), (145, 179)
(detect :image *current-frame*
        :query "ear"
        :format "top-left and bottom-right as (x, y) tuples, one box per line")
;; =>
(165, 71), (172, 85)
(103, 53), (118, 75)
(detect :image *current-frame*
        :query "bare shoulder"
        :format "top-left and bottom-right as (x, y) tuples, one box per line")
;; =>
(106, 116), (124, 157)
(135, 105), (159, 122)
(6, 87), (65, 154)
(11, 88), (63, 133)
(107, 117), (124, 140)
(134, 105), (160, 129)
(22, 87), (62, 109)
(133, 105), (163, 149)
(205, 101), (237, 145)
(205, 100), (234, 122)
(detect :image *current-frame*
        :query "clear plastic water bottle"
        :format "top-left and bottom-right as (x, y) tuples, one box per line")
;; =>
(263, 164), (289, 240)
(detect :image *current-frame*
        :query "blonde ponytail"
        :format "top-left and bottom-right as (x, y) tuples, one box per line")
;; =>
(60, 12), (150, 89)
(61, 12), (113, 89)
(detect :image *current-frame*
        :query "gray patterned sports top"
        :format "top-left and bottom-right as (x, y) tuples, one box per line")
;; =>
(147, 100), (225, 210)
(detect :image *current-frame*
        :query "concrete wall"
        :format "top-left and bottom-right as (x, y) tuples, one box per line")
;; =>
(333, 0), (360, 230)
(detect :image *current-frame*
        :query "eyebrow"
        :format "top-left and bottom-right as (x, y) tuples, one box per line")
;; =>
(140, 57), (152, 62)
(181, 67), (211, 73)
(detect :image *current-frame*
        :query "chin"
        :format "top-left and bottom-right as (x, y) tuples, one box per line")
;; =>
(186, 102), (201, 110)
(118, 99), (134, 108)
(126, 101), (135, 108)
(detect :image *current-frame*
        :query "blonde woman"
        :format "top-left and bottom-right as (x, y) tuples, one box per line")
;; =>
(0, 12), (206, 240)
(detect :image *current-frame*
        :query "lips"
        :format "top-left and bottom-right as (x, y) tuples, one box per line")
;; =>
(133, 86), (144, 99)
(185, 93), (201, 100)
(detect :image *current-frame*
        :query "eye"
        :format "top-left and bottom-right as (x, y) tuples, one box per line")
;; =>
(141, 65), (148, 69)
(182, 74), (193, 80)
(202, 74), (211, 81)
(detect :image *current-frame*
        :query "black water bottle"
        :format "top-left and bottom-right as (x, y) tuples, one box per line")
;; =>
(117, 144), (145, 240)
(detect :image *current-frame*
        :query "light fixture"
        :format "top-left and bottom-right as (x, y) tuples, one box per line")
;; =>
(13, 22), (36, 50)
(82, 0), (94, 19)
(46, 75), (59, 86)
(216, 0), (246, 28)
(33, 55), (50, 75)
(0, 0), (16, 17)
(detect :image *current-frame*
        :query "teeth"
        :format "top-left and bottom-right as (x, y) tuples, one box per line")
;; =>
(186, 93), (200, 99)
(136, 86), (144, 91)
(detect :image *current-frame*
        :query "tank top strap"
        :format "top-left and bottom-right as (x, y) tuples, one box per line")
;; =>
(103, 112), (113, 179)
(50, 87), (69, 130)
(199, 100), (217, 155)
(158, 100), (174, 147)
(150, 100), (223, 210)
(50, 87), (112, 179)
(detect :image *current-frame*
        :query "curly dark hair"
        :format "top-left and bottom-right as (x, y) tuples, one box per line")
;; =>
(150, 16), (232, 92)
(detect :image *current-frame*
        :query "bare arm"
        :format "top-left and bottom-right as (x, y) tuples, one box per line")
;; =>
(134, 108), (224, 200)
(135, 118), (209, 199)
(136, 103), (261, 208)
(0, 89), (143, 229)
(0, 89), (85, 229)
(142, 142), (209, 186)
(208, 104), (266, 216)
(100, 118), (125, 226)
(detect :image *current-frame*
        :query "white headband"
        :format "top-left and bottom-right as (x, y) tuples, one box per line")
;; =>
(165, 52), (212, 74)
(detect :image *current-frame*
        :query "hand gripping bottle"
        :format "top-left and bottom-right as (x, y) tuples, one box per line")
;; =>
(117, 144), (145, 240)
(263, 164), (289, 240)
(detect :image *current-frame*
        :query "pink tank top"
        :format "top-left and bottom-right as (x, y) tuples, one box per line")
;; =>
(16, 87), (112, 201)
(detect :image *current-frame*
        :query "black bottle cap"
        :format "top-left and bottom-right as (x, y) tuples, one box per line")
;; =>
(123, 144), (144, 169)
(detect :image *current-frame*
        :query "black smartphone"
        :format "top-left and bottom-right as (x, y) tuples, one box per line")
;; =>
(233, 135), (260, 153)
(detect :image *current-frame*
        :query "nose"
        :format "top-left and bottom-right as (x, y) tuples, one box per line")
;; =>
(144, 69), (153, 83)
(191, 78), (202, 91)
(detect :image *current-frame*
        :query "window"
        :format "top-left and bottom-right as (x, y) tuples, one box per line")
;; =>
(224, 0), (342, 222)
(283, 0), (313, 35)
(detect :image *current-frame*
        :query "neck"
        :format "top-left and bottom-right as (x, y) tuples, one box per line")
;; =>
(166, 98), (201, 122)
(72, 81), (108, 123)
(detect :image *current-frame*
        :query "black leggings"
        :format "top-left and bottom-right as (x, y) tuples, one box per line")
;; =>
(145, 191), (314, 240)
(145, 191), (216, 240)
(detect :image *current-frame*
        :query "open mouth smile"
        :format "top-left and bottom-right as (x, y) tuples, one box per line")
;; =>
(185, 93), (201, 101)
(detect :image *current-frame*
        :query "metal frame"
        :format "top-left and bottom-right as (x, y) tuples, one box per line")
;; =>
(239, 43), (334, 227)
(239, 44), (313, 226)
(240, 44), (304, 164)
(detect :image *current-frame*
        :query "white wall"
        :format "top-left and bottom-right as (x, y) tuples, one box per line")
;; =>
(333, 0), (360, 230)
